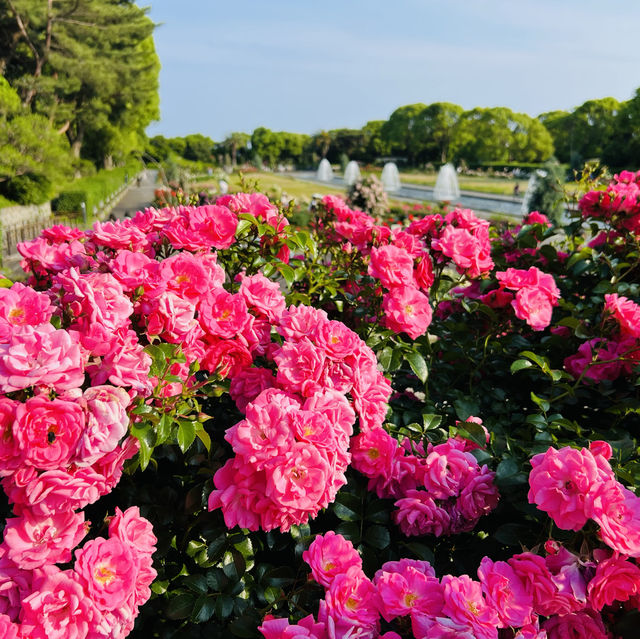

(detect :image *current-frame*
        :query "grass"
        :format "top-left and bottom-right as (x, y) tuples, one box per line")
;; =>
(0, 195), (17, 208)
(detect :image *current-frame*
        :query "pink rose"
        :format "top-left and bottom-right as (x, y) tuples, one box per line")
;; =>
(303, 531), (362, 588)
(13, 396), (84, 470)
(382, 285), (432, 339)
(3, 508), (86, 569)
(20, 570), (97, 639)
(368, 244), (415, 288)
(0, 323), (85, 392)
(74, 536), (138, 612)
(198, 287), (251, 338)
(239, 272), (286, 321)
(441, 574), (499, 639)
(0, 282), (55, 342)
(604, 293), (640, 338)
(393, 490), (451, 537)
(512, 287), (555, 330)
(189, 204), (238, 249)
(76, 385), (130, 465)
(274, 338), (326, 397)
(542, 608), (607, 639)
(587, 552), (640, 610)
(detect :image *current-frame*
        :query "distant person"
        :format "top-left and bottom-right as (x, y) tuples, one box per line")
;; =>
(136, 175), (141, 187)
(219, 179), (229, 194)
(513, 183), (520, 197)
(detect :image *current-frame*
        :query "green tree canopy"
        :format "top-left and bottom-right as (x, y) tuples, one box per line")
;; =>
(1, 0), (159, 167)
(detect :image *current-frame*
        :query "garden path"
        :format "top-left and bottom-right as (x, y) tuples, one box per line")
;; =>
(109, 169), (158, 220)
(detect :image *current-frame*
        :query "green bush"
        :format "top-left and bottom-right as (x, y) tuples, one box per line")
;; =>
(0, 174), (53, 205)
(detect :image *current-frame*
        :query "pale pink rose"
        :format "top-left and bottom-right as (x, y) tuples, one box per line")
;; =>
(393, 490), (451, 537)
(239, 272), (286, 321)
(108, 249), (157, 292)
(477, 556), (534, 628)
(368, 244), (415, 288)
(108, 506), (157, 559)
(265, 442), (331, 511)
(604, 293), (640, 338)
(542, 608), (607, 639)
(76, 385), (130, 465)
(382, 285), (432, 339)
(8, 467), (100, 515)
(18, 237), (87, 274)
(198, 287), (251, 338)
(277, 305), (329, 341)
(274, 338), (326, 397)
(20, 570), (97, 639)
(587, 552), (640, 610)
(145, 290), (199, 341)
(0, 282), (55, 342)
(441, 574), (499, 639)
(323, 566), (381, 631)
(0, 323), (85, 392)
(158, 251), (212, 301)
(528, 445), (611, 531)
(188, 204), (238, 249)
(375, 566), (443, 621)
(3, 508), (86, 569)
(229, 367), (277, 413)
(0, 613), (18, 639)
(74, 536), (137, 612)
(303, 531), (362, 588)
(351, 366), (392, 431)
(57, 269), (134, 333)
(13, 396), (84, 470)
(87, 327), (152, 393)
(225, 404), (296, 470)
(314, 319), (361, 361)
(90, 218), (149, 251)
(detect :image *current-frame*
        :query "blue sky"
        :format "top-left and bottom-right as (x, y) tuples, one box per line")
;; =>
(145, 0), (640, 141)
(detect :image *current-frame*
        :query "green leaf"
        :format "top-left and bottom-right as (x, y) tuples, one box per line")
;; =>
(511, 359), (534, 374)
(530, 391), (550, 413)
(378, 346), (393, 371)
(364, 525), (390, 549)
(277, 263), (296, 288)
(166, 593), (195, 620)
(191, 594), (216, 623)
(183, 574), (208, 594)
(404, 542), (435, 563)
(214, 594), (234, 620)
(235, 218), (253, 236)
(422, 414), (442, 431)
(496, 458), (519, 480)
(405, 351), (428, 383)
(177, 420), (197, 453)
(195, 425), (211, 452)
(263, 566), (295, 588)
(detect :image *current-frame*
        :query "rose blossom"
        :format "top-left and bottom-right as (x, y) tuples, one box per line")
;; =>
(302, 531), (362, 588)
(74, 536), (137, 612)
(587, 551), (640, 610)
(13, 396), (85, 470)
(368, 244), (415, 288)
(382, 285), (432, 339)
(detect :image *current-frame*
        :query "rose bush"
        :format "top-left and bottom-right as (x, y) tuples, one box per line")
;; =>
(0, 167), (638, 637)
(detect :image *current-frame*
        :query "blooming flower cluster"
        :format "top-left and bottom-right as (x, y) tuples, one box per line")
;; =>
(495, 266), (561, 331)
(350, 419), (499, 537)
(564, 293), (640, 382)
(579, 169), (640, 235)
(261, 531), (634, 639)
(208, 304), (392, 531)
(529, 441), (640, 556)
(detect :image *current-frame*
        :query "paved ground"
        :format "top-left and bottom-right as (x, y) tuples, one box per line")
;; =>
(108, 169), (158, 220)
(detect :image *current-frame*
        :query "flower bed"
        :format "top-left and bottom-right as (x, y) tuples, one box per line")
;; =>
(0, 169), (638, 638)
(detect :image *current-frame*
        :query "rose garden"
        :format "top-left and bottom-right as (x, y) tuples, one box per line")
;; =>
(0, 164), (637, 638)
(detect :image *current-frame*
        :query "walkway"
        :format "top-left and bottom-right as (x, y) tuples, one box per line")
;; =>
(108, 169), (159, 220)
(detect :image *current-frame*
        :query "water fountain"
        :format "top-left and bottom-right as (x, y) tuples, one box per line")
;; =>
(343, 160), (361, 186)
(381, 162), (401, 192)
(433, 163), (460, 202)
(316, 158), (334, 182)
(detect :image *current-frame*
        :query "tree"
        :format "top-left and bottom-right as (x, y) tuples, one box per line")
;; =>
(451, 107), (553, 165)
(222, 132), (250, 167)
(538, 110), (572, 165)
(420, 102), (463, 163)
(381, 103), (428, 164)
(361, 120), (389, 162)
(0, 75), (71, 203)
(603, 90), (640, 169)
(1, 0), (159, 166)
(183, 134), (215, 163)
(251, 127), (284, 168)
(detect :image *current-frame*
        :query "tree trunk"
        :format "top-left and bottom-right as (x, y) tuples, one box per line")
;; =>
(103, 155), (113, 170)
